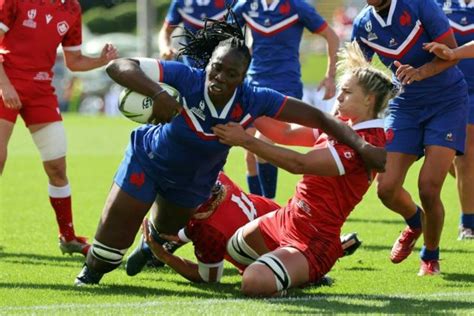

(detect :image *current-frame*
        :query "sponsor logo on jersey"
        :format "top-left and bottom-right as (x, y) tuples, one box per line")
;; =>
(130, 172), (145, 188)
(46, 14), (53, 24)
(368, 32), (378, 41)
(33, 72), (52, 81)
(460, 17), (468, 25)
(23, 9), (37, 28)
(399, 11), (411, 27)
(295, 198), (312, 215)
(443, 0), (452, 13)
(184, 0), (194, 13)
(389, 38), (398, 47)
(264, 18), (271, 26)
(344, 151), (354, 160)
(191, 101), (207, 120)
(365, 20), (372, 32)
(57, 21), (69, 36)
(249, 1), (259, 17)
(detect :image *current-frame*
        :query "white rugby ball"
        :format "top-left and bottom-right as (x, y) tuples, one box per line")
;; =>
(118, 82), (181, 124)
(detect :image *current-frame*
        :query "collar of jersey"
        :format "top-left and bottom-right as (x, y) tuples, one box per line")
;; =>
(204, 84), (238, 119)
(261, 0), (280, 11)
(352, 119), (384, 130)
(459, 0), (474, 8)
(371, 0), (397, 27)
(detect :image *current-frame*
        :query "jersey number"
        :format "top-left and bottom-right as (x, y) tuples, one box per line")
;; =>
(231, 193), (257, 222)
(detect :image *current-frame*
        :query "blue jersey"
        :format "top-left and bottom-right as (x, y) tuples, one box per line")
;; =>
(352, 0), (466, 104)
(438, 0), (474, 95)
(232, 0), (327, 98)
(165, 0), (231, 66)
(132, 61), (287, 206)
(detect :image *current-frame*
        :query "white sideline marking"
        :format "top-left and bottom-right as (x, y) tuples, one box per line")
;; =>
(2, 292), (473, 312)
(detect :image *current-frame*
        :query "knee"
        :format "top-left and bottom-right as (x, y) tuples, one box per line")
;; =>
(418, 180), (441, 207)
(241, 264), (274, 297)
(377, 179), (398, 203)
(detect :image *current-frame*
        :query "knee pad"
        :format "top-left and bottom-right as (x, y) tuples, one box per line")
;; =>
(31, 121), (67, 161)
(90, 239), (128, 267)
(254, 253), (292, 292)
(226, 227), (260, 265)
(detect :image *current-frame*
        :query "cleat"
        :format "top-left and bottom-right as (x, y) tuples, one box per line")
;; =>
(418, 260), (440, 276)
(125, 236), (153, 276)
(390, 227), (422, 264)
(458, 226), (474, 240)
(341, 232), (362, 257)
(312, 275), (334, 287)
(59, 235), (90, 256)
(74, 264), (103, 286)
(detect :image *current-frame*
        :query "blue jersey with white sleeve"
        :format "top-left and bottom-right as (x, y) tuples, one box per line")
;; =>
(352, 0), (466, 104)
(438, 0), (474, 96)
(231, 0), (327, 98)
(165, 0), (231, 66)
(129, 61), (287, 207)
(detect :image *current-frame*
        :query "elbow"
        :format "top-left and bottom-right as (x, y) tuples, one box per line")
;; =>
(286, 158), (307, 175)
(105, 59), (120, 79)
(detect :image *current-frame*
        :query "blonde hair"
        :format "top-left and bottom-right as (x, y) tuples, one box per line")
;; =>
(337, 41), (399, 117)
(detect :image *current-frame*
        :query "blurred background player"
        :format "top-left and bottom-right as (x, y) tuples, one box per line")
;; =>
(230, 0), (339, 199)
(435, 0), (474, 240)
(352, 0), (469, 275)
(158, 0), (231, 65)
(0, 0), (118, 255)
(74, 17), (385, 286)
(211, 41), (392, 297)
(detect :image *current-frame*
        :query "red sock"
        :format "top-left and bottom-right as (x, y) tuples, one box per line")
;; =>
(49, 184), (75, 241)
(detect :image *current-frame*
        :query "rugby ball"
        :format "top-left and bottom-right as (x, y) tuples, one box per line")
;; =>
(118, 82), (181, 124)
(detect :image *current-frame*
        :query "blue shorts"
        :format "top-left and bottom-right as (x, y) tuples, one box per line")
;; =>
(385, 93), (469, 156)
(114, 144), (210, 208)
(468, 93), (474, 125)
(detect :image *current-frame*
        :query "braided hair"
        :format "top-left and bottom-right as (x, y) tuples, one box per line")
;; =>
(337, 41), (399, 118)
(176, 9), (251, 69)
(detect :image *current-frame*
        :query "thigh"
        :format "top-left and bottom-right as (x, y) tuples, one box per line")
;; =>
(376, 152), (417, 188)
(95, 183), (152, 249)
(17, 81), (60, 126)
(0, 119), (15, 150)
(419, 145), (456, 187)
(151, 193), (197, 234)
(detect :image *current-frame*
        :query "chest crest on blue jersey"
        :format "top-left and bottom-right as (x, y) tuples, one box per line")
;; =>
(443, 1), (453, 14)
(23, 9), (38, 28)
(264, 18), (271, 26)
(460, 16), (468, 25)
(389, 38), (398, 47)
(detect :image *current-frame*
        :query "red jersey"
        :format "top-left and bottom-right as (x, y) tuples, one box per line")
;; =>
(294, 119), (386, 236)
(180, 172), (280, 267)
(0, 0), (82, 81)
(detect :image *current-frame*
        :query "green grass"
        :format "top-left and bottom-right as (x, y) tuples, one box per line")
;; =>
(0, 115), (473, 315)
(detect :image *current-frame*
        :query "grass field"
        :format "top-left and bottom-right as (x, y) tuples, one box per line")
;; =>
(1, 114), (473, 315)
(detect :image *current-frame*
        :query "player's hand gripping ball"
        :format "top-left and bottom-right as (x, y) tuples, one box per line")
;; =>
(118, 82), (181, 124)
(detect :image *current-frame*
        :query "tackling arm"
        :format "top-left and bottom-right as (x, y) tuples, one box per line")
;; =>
(63, 43), (118, 72)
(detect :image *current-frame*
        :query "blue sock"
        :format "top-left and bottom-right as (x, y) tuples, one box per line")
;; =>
(405, 206), (422, 229)
(420, 246), (439, 261)
(247, 174), (262, 195)
(257, 163), (278, 199)
(461, 213), (474, 229)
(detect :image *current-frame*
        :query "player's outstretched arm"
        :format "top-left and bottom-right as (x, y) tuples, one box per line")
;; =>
(143, 219), (206, 283)
(275, 98), (386, 172)
(316, 26), (339, 100)
(253, 117), (316, 147)
(213, 122), (340, 176)
(158, 22), (178, 60)
(424, 41), (474, 61)
(63, 43), (118, 71)
(394, 33), (459, 85)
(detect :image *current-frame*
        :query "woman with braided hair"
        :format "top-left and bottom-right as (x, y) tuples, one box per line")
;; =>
(74, 16), (385, 286)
